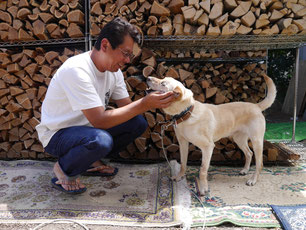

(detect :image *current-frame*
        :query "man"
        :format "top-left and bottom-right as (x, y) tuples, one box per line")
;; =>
(36, 17), (174, 194)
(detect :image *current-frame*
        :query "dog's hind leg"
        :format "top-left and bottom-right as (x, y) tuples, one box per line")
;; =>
(232, 132), (253, 175)
(198, 144), (214, 195)
(246, 138), (263, 186)
(172, 134), (189, 181)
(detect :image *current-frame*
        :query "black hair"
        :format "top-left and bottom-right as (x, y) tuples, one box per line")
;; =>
(94, 17), (141, 50)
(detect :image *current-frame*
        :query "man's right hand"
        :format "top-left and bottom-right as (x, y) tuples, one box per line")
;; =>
(142, 91), (175, 110)
(82, 91), (175, 130)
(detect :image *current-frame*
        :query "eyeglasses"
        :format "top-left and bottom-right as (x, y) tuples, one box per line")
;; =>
(118, 48), (135, 60)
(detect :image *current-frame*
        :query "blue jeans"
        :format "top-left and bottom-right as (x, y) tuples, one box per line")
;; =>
(45, 115), (147, 177)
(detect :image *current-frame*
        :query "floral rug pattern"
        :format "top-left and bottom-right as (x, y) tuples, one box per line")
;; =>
(0, 160), (185, 226)
(1, 160), (305, 228)
(184, 163), (306, 227)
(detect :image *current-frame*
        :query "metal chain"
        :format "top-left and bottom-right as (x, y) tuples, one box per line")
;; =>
(160, 123), (173, 168)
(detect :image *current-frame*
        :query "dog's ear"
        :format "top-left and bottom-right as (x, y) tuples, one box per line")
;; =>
(173, 86), (183, 100)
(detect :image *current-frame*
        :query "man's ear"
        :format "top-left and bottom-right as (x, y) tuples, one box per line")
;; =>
(173, 86), (182, 100)
(100, 38), (109, 52)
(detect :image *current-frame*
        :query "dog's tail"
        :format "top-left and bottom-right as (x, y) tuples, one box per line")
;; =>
(257, 74), (277, 111)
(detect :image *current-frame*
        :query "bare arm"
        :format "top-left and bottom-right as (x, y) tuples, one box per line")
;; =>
(82, 91), (174, 129)
(115, 97), (132, 107)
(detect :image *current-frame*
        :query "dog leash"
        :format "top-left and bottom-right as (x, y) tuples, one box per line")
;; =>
(160, 122), (207, 230)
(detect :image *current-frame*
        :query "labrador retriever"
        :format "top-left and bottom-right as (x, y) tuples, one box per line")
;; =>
(147, 74), (276, 195)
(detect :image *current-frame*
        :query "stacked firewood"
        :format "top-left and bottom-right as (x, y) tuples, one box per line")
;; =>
(90, 0), (306, 36)
(0, 0), (300, 164)
(0, 47), (83, 159)
(121, 49), (298, 163)
(154, 49), (267, 58)
(0, 46), (293, 163)
(0, 0), (84, 42)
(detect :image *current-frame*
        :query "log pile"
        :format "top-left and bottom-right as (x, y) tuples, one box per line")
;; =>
(90, 0), (306, 36)
(155, 49), (267, 59)
(0, 45), (293, 164)
(114, 48), (289, 163)
(0, 47), (83, 159)
(0, 0), (299, 164)
(0, 0), (85, 42)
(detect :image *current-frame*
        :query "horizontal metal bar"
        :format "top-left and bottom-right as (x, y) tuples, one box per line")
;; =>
(0, 38), (87, 48)
(1, 34), (305, 50)
(156, 57), (267, 63)
(143, 34), (306, 50)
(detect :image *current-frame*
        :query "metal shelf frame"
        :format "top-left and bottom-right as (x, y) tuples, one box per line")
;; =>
(144, 34), (306, 51)
(0, 38), (87, 49)
(155, 56), (267, 63)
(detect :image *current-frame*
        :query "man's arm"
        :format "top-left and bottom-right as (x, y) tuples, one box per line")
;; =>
(115, 97), (132, 107)
(82, 91), (174, 130)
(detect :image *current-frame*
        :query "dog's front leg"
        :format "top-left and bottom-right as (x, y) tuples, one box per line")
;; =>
(197, 144), (214, 196)
(172, 134), (189, 181)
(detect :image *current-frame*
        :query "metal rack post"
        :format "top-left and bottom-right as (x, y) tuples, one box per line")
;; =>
(292, 47), (300, 143)
(84, 0), (89, 51)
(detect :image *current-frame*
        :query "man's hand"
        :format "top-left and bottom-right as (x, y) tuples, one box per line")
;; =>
(142, 91), (175, 110)
(82, 91), (175, 130)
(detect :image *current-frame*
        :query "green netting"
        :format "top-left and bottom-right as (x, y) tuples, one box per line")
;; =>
(264, 122), (306, 142)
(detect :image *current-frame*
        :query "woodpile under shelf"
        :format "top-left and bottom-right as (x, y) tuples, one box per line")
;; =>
(0, 0), (303, 165)
(0, 47), (83, 159)
(0, 0), (85, 42)
(0, 45), (292, 164)
(90, 0), (306, 37)
(107, 48), (295, 164)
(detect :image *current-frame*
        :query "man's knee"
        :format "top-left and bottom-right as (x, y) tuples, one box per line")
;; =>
(85, 130), (113, 157)
(133, 115), (148, 135)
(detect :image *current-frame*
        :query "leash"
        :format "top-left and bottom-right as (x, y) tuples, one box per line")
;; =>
(160, 122), (207, 230)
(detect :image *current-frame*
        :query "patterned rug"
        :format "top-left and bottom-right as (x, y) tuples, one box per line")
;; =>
(0, 160), (190, 227)
(182, 162), (306, 227)
(271, 204), (306, 230)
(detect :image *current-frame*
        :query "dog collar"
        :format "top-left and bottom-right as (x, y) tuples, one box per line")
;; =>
(171, 105), (194, 126)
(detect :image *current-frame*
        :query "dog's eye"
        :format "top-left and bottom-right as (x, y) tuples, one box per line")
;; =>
(161, 81), (166, 86)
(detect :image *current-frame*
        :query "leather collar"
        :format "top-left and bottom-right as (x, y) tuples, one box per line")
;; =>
(169, 105), (194, 126)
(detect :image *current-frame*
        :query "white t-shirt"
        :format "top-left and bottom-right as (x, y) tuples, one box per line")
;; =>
(36, 51), (129, 147)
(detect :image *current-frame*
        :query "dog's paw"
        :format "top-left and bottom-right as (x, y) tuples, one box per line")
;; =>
(199, 189), (210, 197)
(196, 178), (209, 196)
(239, 169), (248, 176)
(246, 179), (257, 186)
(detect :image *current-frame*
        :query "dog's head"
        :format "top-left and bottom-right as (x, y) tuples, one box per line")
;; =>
(147, 76), (194, 115)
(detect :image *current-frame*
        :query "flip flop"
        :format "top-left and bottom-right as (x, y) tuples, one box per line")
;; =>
(82, 167), (118, 177)
(51, 177), (87, 194)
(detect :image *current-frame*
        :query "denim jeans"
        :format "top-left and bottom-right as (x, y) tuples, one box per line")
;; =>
(45, 115), (148, 177)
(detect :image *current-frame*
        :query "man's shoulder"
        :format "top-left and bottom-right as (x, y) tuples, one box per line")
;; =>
(64, 51), (90, 67)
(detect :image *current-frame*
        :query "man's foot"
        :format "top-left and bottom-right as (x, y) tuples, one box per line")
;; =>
(53, 162), (86, 192)
(82, 160), (118, 177)
(51, 177), (87, 194)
